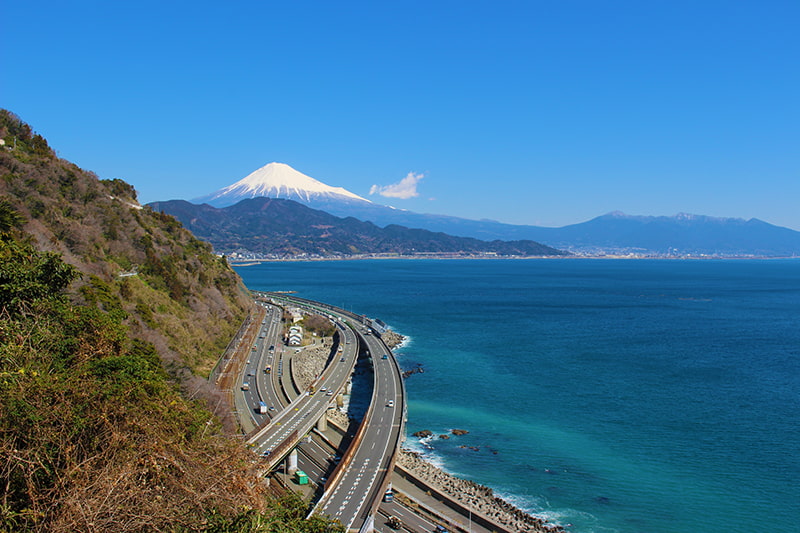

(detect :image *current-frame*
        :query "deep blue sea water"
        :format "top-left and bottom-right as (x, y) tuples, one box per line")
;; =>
(235, 259), (800, 533)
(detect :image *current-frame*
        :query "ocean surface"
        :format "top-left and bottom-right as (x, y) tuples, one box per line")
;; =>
(235, 259), (800, 533)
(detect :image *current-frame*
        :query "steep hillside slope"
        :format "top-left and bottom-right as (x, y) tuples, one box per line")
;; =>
(0, 110), (250, 382)
(0, 110), (342, 531)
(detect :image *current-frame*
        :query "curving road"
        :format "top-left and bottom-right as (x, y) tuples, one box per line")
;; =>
(312, 326), (405, 531)
(245, 299), (358, 467)
(237, 294), (407, 532)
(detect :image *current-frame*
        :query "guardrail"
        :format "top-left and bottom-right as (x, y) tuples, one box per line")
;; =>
(246, 302), (359, 472)
(252, 292), (405, 530)
(361, 332), (406, 524)
(308, 329), (378, 519)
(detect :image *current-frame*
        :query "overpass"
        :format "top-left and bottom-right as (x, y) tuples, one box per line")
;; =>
(243, 292), (406, 532)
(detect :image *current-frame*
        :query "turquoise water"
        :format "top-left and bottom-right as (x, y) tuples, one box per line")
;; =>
(235, 259), (800, 533)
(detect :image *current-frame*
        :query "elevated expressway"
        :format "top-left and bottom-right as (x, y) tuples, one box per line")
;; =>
(242, 292), (406, 532)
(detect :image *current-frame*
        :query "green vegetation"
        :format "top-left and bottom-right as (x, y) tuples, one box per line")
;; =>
(0, 228), (342, 532)
(0, 109), (250, 378)
(0, 111), (345, 532)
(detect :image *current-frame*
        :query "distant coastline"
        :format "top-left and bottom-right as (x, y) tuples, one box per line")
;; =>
(228, 253), (800, 265)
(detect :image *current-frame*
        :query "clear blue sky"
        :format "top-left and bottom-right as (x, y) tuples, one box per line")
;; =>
(3, 1), (799, 229)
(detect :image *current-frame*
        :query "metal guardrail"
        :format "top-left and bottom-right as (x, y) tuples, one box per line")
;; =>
(246, 299), (359, 473)
(365, 333), (406, 521)
(250, 292), (406, 530)
(309, 329), (379, 519)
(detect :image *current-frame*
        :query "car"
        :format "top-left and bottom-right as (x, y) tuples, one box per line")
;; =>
(333, 455), (341, 463)
(381, 354), (388, 360)
(326, 390), (333, 396)
(387, 400), (394, 408)
(269, 405), (275, 411)
(320, 387), (327, 393)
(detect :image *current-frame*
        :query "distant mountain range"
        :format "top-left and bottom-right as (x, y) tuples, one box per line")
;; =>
(516, 212), (800, 256)
(178, 162), (800, 257)
(149, 197), (567, 258)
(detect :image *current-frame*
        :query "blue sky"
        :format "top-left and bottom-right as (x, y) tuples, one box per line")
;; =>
(3, 1), (799, 229)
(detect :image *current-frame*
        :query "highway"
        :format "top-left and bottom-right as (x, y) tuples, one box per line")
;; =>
(245, 301), (359, 469)
(313, 326), (405, 530)
(236, 303), (284, 426)
(236, 294), (410, 532)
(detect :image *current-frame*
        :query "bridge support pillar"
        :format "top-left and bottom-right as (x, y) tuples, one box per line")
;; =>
(286, 449), (298, 476)
(316, 410), (328, 432)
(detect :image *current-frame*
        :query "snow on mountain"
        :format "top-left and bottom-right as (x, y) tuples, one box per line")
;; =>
(194, 162), (371, 208)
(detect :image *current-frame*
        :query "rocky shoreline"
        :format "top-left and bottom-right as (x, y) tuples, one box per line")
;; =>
(396, 448), (564, 533)
(291, 322), (565, 532)
(382, 329), (564, 532)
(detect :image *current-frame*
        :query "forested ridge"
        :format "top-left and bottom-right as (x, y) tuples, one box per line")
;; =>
(0, 110), (342, 532)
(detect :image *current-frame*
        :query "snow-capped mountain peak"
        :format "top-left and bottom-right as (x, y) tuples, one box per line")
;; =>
(195, 162), (371, 207)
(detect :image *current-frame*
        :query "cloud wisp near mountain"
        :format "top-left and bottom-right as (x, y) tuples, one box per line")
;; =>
(183, 162), (800, 257)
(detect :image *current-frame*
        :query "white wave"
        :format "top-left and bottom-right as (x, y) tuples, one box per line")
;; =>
(392, 333), (413, 352)
(402, 441), (448, 471)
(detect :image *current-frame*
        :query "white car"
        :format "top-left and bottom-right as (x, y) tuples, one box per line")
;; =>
(387, 400), (394, 408)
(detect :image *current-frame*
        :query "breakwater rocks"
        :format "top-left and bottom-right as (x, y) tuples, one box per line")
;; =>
(402, 364), (424, 379)
(397, 448), (566, 533)
(412, 428), (468, 439)
(381, 329), (405, 349)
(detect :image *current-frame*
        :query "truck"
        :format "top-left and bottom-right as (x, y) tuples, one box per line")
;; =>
(258, 401), (267, 414)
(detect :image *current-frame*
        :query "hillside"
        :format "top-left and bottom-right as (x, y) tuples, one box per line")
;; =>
(0, 110), (342, 532)
(0, 111), (252, 382)
(149, 197), (568, 258)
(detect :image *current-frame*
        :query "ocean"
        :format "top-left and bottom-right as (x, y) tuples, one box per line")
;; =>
(234, 259), (800, 533)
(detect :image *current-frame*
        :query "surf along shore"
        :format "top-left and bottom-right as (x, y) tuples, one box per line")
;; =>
(291, 326), (565, 532)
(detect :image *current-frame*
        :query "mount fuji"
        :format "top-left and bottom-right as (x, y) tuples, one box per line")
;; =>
(181, 162), (800, 257)
(193, 162), (372, 211)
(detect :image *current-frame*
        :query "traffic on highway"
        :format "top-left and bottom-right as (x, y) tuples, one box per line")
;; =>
(228, 293), (472, 533)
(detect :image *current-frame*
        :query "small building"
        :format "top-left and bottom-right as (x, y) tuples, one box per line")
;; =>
(288, 307), (304, 323)
(288, 325), (303, 346)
